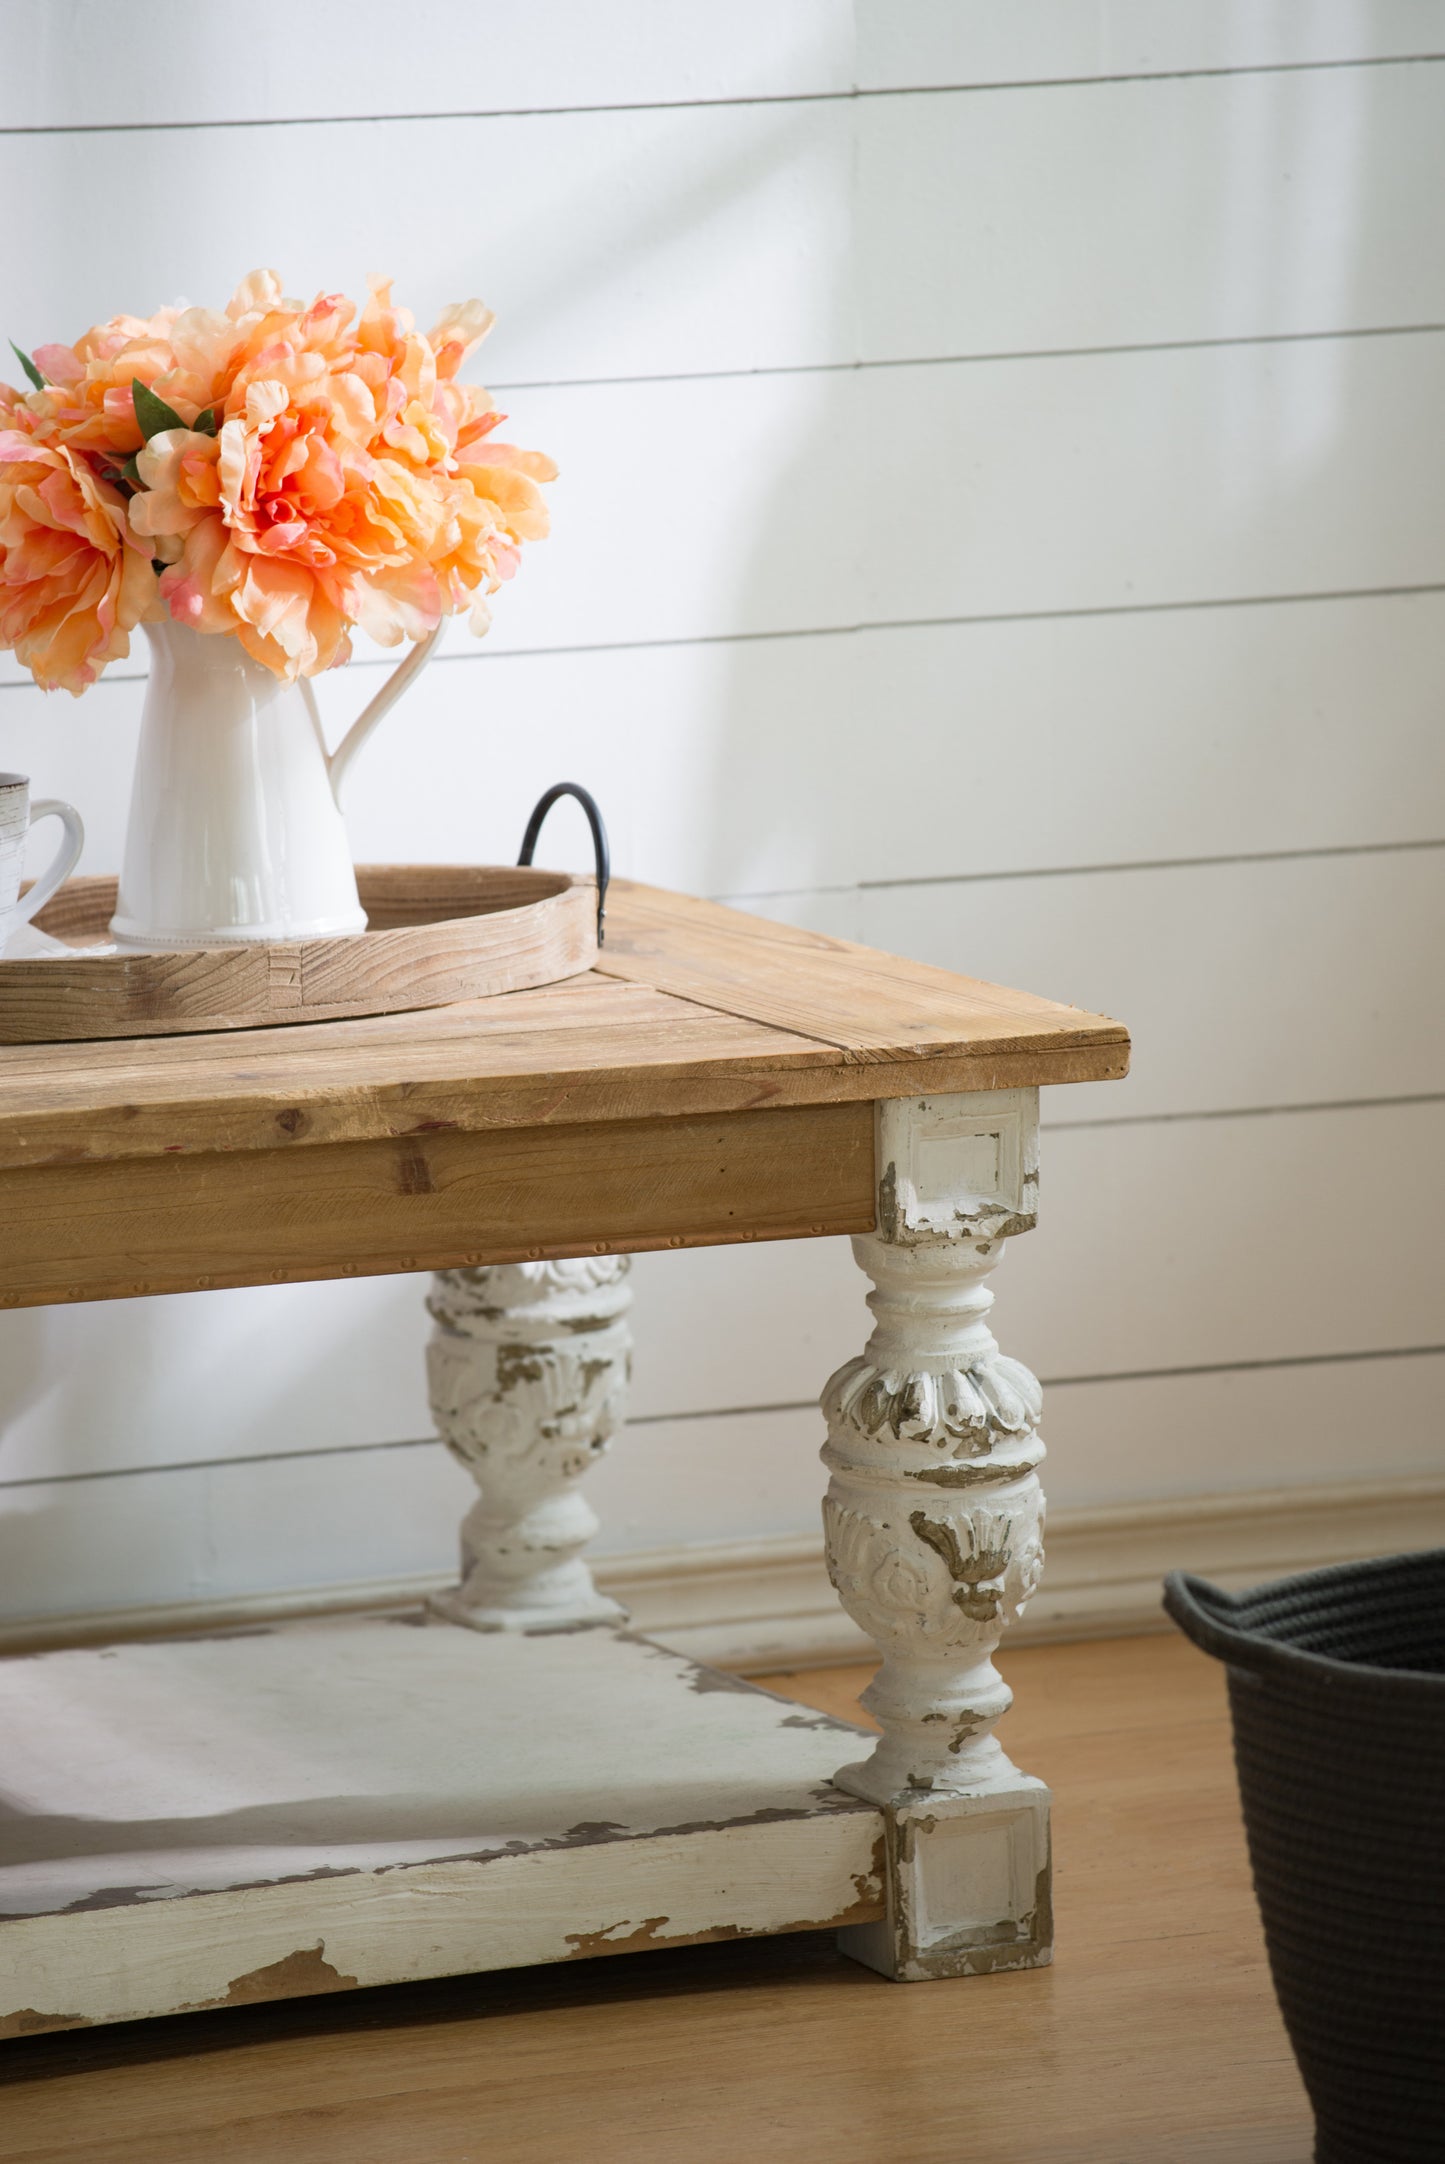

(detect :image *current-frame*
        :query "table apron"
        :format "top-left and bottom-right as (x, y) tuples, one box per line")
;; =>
(0, 1099), (877, 1307)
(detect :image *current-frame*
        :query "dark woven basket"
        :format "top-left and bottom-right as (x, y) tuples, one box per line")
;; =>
(1164, 1552), (1445, 2164)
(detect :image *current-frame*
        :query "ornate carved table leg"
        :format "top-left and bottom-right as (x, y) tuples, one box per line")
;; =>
(426, 1257), (632, 1632)
(823, 1090), (1051, 1982)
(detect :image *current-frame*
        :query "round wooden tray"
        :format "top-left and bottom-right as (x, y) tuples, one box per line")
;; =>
(1, 865), (598, 1042)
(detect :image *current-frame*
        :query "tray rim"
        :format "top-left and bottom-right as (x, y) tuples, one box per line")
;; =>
(0, 864), (600, 1043)
(14, 863), (589, 962)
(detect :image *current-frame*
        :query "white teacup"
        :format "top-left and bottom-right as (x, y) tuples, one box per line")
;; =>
(0, 774), (85, 955)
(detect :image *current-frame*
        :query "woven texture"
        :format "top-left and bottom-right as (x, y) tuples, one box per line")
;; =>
(1165, 1551), (1445, 2164)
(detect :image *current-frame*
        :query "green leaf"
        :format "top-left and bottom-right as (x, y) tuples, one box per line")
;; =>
(192, 406), (218, 437)
(9, 341), (44, 391)
(131, 376), (189, 441)
(116, 453), (143, 486)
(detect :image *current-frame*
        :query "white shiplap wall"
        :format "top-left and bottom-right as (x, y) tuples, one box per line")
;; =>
(2, 3), (1444, 1634)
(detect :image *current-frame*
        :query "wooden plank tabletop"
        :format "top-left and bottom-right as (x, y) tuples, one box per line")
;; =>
(0, 886), (1127, 1305)
(0, 883), (1127, 1171)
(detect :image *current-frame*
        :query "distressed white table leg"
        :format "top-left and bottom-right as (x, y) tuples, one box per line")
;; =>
(426, 1257), (632, 1632)
(823, 1090), (1051, 1982)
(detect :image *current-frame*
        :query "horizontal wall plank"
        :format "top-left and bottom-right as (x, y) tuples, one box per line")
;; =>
(854, 845), (1445, 1123)
(859, 66), (1445, 360)
(6, 1352), (1444, 1634)
(0, 1276), (432, 1487)
(981, 1098), (1445, 1379)
(4, 1102), (1439, 1485)
(629, 1100), (1445, 1410)
(9, 67), (1444, 402)
(2, 101), (850, 395)
(296, 332), (1445, 658)
(0, 1257), (854, 1488)
(1036, 1350), (1445, 1508)
(0, 1440), (471, 1626)
(0, 1412), (838, 1632)
(0, 1), (855, 130)
(842, 333), (1445, 640)
(4, 335), (1444, 681)
(857, 2), (1445, 90)
(7, 593), (1444, 895)
(5, 0), (1440, 138)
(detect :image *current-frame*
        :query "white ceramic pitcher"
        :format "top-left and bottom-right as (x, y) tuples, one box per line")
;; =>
(110, 619), (442, 950)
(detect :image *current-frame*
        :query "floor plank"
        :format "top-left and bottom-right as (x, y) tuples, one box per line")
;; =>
(0, 1635), (1311, 2164)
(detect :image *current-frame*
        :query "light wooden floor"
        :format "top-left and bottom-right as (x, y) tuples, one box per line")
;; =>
(0, 1634), (1311, 2164)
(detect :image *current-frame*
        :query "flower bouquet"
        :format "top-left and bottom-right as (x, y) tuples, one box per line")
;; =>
(0, 271), (555, 946)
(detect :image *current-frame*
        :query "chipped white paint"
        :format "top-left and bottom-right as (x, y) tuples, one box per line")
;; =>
(426, 1257), (632, 1631)
(0, 1618), (883, 2033)
(824, 1089), (1052, 1980)
(839, 1785), (1051, 1986)
(875, 1089), (1039, 1244)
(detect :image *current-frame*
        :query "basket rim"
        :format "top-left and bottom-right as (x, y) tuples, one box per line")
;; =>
(1163, 1549), (1445, 1689)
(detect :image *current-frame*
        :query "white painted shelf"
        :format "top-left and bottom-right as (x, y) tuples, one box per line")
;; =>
(0, 1616), (883, 2035)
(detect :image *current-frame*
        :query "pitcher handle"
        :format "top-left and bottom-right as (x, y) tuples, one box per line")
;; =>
(311, 624), (444, 805)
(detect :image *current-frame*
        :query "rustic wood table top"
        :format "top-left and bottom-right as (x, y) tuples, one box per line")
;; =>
(0, 882), (1127, 1308)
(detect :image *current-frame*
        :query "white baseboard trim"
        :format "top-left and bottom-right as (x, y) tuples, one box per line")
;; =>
(5, 1473), (1444, 1669)
(1014, 1472), (1445, 1649)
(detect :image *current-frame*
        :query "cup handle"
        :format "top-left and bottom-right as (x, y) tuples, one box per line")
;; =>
(16, 799), (85, 928)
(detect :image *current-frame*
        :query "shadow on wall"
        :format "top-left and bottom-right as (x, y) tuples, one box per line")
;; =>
(698, 60), (1403, 916)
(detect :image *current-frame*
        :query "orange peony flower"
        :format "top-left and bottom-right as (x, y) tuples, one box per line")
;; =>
(1, 270), (554, 687)
(0, 413), (157, 694)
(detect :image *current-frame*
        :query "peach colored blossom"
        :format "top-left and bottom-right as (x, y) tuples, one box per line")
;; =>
(154, 354), (446, 674)
(128, 426), (223, 560)
(0, 426), (156, 694)
(429, 298), (495, 383)
(20, 308), (195, 460)
(1, 271), (553, 688)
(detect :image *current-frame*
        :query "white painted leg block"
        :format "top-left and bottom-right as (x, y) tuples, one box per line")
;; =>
(839, 1780), (1053, 1983)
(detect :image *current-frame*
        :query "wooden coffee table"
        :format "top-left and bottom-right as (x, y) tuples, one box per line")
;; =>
(0, 883), (1127, 2032)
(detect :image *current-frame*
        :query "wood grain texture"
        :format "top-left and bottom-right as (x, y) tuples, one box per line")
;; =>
(4, 868), (596, 1042)
(0, 1637), (1311, 2164)
(0, 975), (816, 1166)
(0, 884), (1127, 1174)
(0, 1100), (877, 1308)
(598, 884), (1130, 1064)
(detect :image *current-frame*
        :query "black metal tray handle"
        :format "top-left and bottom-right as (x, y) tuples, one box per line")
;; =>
(517, 783), (610, 946)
